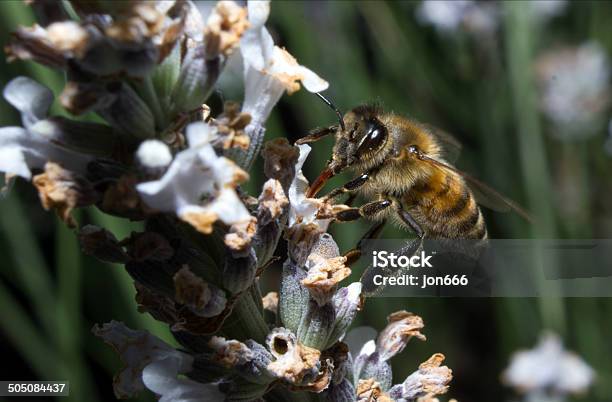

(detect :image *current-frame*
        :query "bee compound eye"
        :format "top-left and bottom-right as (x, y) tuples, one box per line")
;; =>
(356, 121), (388, 156)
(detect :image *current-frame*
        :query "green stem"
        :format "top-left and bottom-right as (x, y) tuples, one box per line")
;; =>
(503, 2), (565, 335)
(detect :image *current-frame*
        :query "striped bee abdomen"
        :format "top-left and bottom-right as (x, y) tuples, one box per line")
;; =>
(403, 171), (488, 240)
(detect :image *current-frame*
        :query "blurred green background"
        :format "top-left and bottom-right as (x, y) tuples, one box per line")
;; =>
(1, 1), (612, 401)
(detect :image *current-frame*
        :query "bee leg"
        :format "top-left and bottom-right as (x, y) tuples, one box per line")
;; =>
(323, 172), (370, 201)
(295, 126), (336, 145)
(335, 199), (392, 222)
(395, 204), (425, 239)
(345, 193), (358, 207)
(343, 219), (387, 266)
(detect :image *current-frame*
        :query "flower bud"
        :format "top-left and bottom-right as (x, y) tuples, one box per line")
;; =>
(208, 336), (254, 368)
(33, 162), (97, 227)
(219, 376), (268, 402)
(279, 260), (309, 333)
(327, 282), (362, 349)
(98, 82), (155, 138)
(171, 46), (220, 114)
(323, 378), (355, 402)
(224, 217), (257, 256)
(222, 248), (256, 294)
(253, 179), (287, 265)
(261, 138), (299, 191)
(302, 253), (350, 307)
(354, 341), (392, 391)
(296, 299), (334, 350)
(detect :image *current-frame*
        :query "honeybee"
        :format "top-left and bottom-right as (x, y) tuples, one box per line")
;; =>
(298, 94), (530, 266)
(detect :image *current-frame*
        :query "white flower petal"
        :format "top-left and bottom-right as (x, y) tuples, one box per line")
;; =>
(359, 339), (377, 358)
(536, 42), (609, 139)
(92, 321), (194, 399)
(287, 144), (331, 230)
(267, 47), (329, 94)
(0, 125), (91, 179)
(416, 0), (473, 32)
(3, 76), (54, 128)
(136, 140), (173, 169)
(247, 0), (271, 29)
(240, 18), (274, 73)
(503, 332), (595, 395)
(207, 187), (253, 225)
(186, 121), (217, 148)
(0, 146), (31, 179)
(137, 122), (251, 231)
(142, 357), (223, 402)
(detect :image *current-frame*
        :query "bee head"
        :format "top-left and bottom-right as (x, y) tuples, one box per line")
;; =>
(330, 104), (389, 172)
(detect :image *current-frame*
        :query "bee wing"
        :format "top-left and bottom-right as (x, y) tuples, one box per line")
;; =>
(418, 154), (533, 223)
(419, 123), (463, 163)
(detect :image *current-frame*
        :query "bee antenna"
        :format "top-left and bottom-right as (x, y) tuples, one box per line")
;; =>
(315, 92), (345, 131)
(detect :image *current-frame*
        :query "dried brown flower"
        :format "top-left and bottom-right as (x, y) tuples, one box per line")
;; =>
(212, 101), (252, 150)
(224, 216), (257, 252)
(266, 328), (321, 385)
(302, 255), (350, 306)
(173, 266), (227, 318)
(377, 311), (426, 361)
(204, 0), (250, 58)
(262, 138), (299, 190)
(356, 378), (393, 402)
(33, 162), (96, 227)
(208, 336), (254, 368)
(262, 291), (279, 314)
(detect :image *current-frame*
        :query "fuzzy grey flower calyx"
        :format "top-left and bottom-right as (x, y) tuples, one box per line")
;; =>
(279, 260), (310, 334)
(388, 353), (453, 401)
